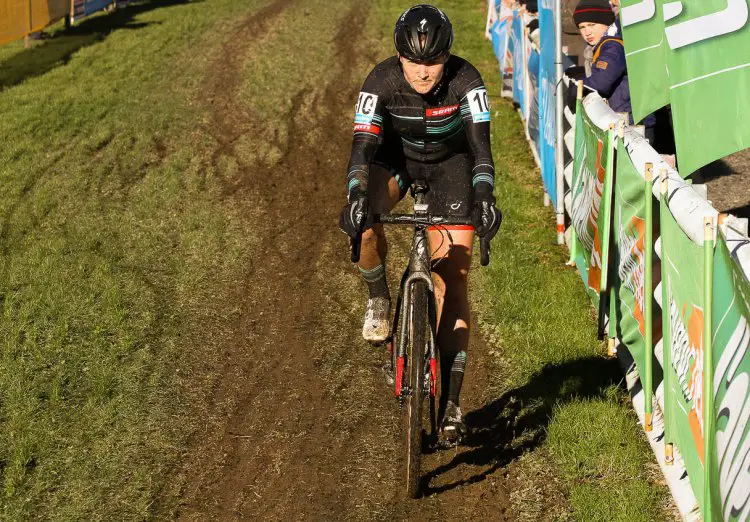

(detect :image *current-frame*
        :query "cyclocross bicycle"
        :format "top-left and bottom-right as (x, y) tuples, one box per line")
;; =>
(351, 179), (491, 498)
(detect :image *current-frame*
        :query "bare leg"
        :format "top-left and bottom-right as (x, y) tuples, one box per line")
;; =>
(428, 228), (473, 411)
(358, 166), (402, 343)
(358, 165), (401, 272)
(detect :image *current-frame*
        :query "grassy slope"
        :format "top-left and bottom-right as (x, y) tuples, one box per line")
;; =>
(373, 1), (674, 520)
(0, 0), (673, 519)
(0, 1), (271, 518)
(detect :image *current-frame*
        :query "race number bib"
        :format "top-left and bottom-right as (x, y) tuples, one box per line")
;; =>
(354, 92), (379, 124)
(467, 87), (490, 123)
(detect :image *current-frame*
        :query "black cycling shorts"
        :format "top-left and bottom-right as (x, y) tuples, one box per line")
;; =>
(371, 140), (473, 218)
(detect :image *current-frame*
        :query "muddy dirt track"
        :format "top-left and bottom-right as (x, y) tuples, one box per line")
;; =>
(168, 1), (512, 520)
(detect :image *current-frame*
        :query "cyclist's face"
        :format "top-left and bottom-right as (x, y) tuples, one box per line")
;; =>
(399, 54), (448, 94)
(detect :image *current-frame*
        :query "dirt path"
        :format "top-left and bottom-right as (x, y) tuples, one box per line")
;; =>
(170, 2), (512, 519)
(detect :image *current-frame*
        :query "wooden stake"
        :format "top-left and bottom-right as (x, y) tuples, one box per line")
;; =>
(645, 163), (653, 183)
(607, 338), (617, 357)
(665, 443), (674, 465)
(576, 80), (583, 100)
(645, 412), (653, 432)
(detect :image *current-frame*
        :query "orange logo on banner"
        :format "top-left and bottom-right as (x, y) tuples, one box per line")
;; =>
(670, 295), (707, 463)
(587, 139), (606, 293)
(620, 216), (646, 337)
(685, 304), (706, 462)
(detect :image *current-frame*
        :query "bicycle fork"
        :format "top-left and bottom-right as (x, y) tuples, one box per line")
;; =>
(392, 271), (438, 403)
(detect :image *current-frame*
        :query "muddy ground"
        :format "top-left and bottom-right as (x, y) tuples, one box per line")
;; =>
(164, 1), (514, 520)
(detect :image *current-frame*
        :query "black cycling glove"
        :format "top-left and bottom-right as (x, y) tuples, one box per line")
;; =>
(471, 187), (502, 240)
(338, 189), (369, 239)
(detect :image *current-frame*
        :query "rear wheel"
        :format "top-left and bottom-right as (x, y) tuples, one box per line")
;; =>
(405, 280), (428, 498)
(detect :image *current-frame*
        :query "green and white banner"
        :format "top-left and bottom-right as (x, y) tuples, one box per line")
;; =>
(620, 0), (670, 124)
(660, 202), (708, 511)
(664, 0), (750, 175)
(710, 230), (750, 522)
(612, 139), (661, 383)
(567, 88), (750, 522)
(570, 100), (614, 305)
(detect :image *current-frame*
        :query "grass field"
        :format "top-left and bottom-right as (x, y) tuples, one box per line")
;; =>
(0, 0), (672, 519)
(0, 1), (271, 518)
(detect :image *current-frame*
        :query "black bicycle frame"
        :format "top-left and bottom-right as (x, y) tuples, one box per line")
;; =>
(392, 185), (437, 402)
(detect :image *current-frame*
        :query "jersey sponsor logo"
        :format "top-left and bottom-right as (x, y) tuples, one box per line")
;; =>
(426, 104), (459, 117)
(353, 123), (380, 135)
(354, 92), (379, 124)
(466, 87), (491, 123)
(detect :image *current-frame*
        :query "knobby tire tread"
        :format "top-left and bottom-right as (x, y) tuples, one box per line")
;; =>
(405, 280), (428, 499)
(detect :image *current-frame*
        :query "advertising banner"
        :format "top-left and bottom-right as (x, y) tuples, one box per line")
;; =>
(490, 5), (513, 74)
(527, 47), (541, 154)
(511, 10), (527, 117)
(710, 232), (750, 522)
(661, 204), (708, 511)
(0, 0), (68, 45)
(570, 99), (614, 305)
(73, 0), (115, 18)
(620, 0), (669, 124)
(538, 0), (556, 204)
(612, 139), (662, 384)
(663, 0), (750, 175)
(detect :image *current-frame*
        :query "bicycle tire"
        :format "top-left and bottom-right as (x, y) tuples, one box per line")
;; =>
(405, 280), (428, 499)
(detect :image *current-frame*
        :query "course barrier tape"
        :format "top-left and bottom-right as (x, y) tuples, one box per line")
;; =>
(488, 2), (750, 520)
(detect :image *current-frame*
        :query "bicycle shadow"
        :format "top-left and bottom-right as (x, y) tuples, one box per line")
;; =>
(0, 0), (198, 91)
(420, 355), (622, 494)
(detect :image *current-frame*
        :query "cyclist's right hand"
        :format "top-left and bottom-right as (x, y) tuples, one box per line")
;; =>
(338, 192), (369, 239)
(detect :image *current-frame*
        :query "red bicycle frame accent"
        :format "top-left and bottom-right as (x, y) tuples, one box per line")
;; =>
(395, 356), (405, 397)
(429, 357), (437, 397)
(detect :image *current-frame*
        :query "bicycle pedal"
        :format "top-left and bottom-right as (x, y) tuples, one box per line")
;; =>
(437, 431), (464, 449)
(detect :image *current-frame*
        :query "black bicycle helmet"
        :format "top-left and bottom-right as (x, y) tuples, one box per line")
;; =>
(394, 5), (453, 62)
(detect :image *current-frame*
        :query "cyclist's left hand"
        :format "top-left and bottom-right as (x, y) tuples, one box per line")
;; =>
(471, 198), (502, 240)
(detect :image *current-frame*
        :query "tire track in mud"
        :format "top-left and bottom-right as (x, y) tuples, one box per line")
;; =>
(172, 1), (513, 519)
(175, 1), (381, 519)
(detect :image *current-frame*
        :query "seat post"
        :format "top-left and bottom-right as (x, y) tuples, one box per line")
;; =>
(411, 180), (428, 204)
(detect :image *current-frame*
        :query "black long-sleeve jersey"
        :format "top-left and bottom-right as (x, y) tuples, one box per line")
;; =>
(346, 55), (495, 197)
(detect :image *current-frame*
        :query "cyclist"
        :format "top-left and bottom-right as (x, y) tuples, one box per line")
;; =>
(339, 4), (501, 444)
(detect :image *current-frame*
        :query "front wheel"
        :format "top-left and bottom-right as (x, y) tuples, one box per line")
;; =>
(405, 280), (428, 499)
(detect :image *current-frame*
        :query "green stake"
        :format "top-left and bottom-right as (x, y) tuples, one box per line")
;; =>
(703, 215), (715, 521)
(644, 163), (654, 431)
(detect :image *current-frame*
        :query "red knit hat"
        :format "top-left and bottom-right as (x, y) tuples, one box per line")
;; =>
(573, 0), (615, 26)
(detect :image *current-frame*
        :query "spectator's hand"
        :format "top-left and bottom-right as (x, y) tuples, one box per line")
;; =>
(565, 65), (585, 80)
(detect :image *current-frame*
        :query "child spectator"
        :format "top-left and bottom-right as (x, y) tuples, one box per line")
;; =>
(572, 0), (655, 140)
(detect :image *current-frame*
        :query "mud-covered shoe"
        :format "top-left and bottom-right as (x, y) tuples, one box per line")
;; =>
(362, 297), (391, 344)
(439, 400), (467, 446)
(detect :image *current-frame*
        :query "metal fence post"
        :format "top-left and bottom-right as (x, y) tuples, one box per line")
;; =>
(554, 0), (565, 245)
